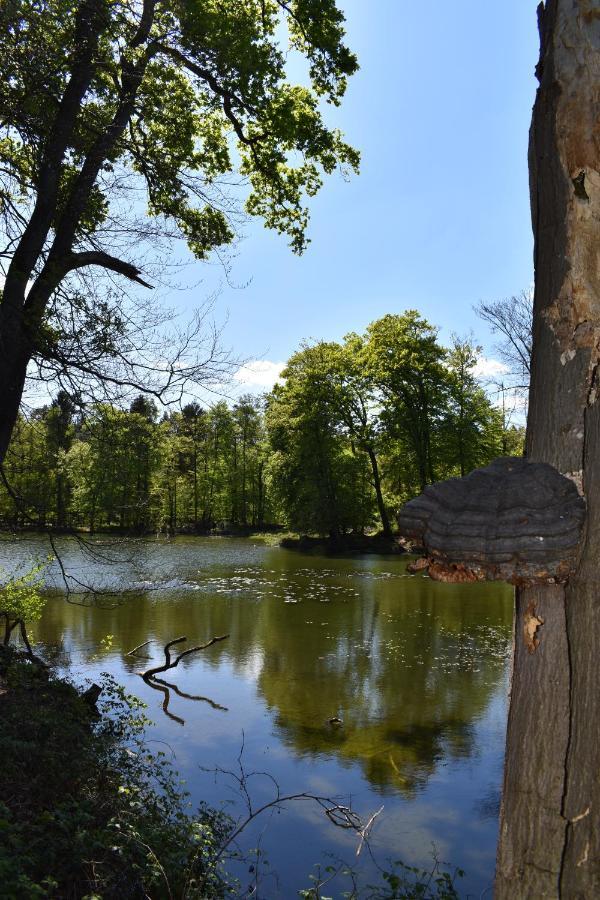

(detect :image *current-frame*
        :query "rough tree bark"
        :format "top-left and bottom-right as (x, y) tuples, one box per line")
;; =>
(366, 446), (392, 537)
(495, 2), (600, 896)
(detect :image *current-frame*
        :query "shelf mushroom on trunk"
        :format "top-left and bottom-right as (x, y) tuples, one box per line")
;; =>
(398, 457), (585, 588)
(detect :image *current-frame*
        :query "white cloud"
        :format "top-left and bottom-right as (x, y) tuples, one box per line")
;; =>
(473, 356), (510, 378)
(491, 386), (528, 412)
(233, 359), (285, 391)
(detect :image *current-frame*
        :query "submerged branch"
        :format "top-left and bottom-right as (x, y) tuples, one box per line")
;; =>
(126, 639), (153, 658)
(138, 635), (230, 723)
(141, 634), (229, 681)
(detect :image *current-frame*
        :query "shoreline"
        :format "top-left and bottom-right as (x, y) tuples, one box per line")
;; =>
(0, 527), (408, 557)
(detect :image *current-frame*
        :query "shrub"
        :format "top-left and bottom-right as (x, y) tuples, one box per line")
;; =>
(0, 653), (233, 898)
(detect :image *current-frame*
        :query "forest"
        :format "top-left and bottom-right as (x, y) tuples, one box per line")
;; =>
(2, 310), (523, 538)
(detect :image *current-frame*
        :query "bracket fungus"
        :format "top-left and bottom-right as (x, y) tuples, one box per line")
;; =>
(398, 457), (585, 585)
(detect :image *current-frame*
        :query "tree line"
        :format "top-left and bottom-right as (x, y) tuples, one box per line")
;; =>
(1, 311), (523, 537)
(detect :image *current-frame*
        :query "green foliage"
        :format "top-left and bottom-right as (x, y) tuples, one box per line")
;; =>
(0, 655), (234, 898)
(438, 336), (504, 478)
(501, 423), (526, 456)
(0, 0), (359, 447)
(0, 0), (358, 256)
(0, 561), (49, 645)
(266, 342), (376, 538)
(364, 311), (450, 491)
(0, 393), (274, 533)
(0, 312), (517, 537)
(367, 856), (464, 899)
(265, 313), (511, 536)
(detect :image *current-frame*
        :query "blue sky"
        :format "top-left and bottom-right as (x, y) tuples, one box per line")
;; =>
(168, 1), (541, 392)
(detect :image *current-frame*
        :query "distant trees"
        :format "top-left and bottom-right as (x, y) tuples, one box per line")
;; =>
(0, 311), (517, 537)
(266, 343), (375, 540)
(365, 312), (449, 491)
(441, 336), (505, 477)
(0, 395), (273, 532)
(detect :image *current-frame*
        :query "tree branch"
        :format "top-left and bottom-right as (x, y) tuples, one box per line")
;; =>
(141, 633), (229, 681)
(64, 251), (153, 287)
(131, 0), (157, 48)
(25, 46), (155, 318)
(4, 0), (108, 298)
(155, 43), (260, 147)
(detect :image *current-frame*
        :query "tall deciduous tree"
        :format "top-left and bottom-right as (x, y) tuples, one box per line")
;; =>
(495, 2), (600, 895)
(365, 311), (449, 492)
(0, 0), (358, 462)
(267, 343), (374, 538)
(329, 335), (392, 536)
(440, 336), (504, 478)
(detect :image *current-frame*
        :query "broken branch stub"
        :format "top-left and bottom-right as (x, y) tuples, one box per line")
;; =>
(398, 457), (585, 585)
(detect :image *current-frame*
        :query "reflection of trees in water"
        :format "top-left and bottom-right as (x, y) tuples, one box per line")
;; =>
(254, 572), (512, 796)
(35, 547), (512, 796)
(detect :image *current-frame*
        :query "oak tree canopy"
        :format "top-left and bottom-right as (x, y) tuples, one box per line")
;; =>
(0, 0), (359, 458)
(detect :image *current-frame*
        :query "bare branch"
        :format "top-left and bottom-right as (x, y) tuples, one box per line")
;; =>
(64, 251), (153, 288)
(475, 290), (533, 381)
(126, 639), (153, 658)
(141, 633), (229, 681)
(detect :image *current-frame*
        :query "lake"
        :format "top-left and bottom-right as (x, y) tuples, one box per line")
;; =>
(0, 534), (513, 898)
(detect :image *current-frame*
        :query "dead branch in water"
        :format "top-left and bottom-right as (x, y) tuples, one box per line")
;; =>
(356, 804), (384, 856)
(126, 639), (153, 659)
(141, 634), (229, 681)
(198, 737), (386, 894)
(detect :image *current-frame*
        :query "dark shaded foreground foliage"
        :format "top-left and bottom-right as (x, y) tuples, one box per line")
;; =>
(0, 647), (233, 899)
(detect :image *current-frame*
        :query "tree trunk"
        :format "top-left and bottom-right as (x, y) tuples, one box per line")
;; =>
(257, 460), (265, 527)
(366, 446), (392, 537)
(56, 472), (65, 527)
(0, 300), (32, 466)
(496, 2), (600, 895)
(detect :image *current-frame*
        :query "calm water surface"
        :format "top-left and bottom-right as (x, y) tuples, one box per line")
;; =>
(1, 535), (513, 898)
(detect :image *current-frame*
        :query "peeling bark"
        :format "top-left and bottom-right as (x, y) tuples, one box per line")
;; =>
(496, 2), (600, 895)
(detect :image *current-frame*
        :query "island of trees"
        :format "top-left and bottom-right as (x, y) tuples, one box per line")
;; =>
(2, 310), (523, 540)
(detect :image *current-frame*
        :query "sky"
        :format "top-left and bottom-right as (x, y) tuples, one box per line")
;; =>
(168, 1), (541, 394)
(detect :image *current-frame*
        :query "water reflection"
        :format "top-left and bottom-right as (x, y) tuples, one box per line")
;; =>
(8, 536), (514, 799)
(146, 675), (228, 724)
(253, 571), (510, 795)
(1, 536), (512, 895)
